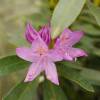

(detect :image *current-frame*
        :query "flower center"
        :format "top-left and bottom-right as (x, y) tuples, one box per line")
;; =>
(37, 47), (47, 55)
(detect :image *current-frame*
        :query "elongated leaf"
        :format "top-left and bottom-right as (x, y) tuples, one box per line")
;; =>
(81, 68), (100, 86)
(57, 61), (83, 70)
(72, 23), (100, 36)
(3, 79), (38, 100)
(87, 1), (100, 26)
(57, 63), (94, 92)
(43, 80), (67, 100)
(58, 62), (100, 86)
(51, 0), (86, 38)
(0, 55), (29, 76)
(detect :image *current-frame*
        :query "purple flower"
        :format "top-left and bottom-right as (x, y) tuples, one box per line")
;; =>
(25, 23), (51, 45)
(16, 36), (62, 85)
(54, 29), (87, 61)
(16, 23), (87, 85)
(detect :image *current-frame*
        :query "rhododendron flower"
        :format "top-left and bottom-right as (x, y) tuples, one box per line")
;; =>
(25, 23), (50, 45)
(16, 23), (87, 85)
(54, 29), (87, 61)
(16, 36), (62, 85)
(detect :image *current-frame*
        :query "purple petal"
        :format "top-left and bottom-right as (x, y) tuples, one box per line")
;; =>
(31, 37), (48, 52)
(48, 49), (63, 62)
(55, 29), (71, 47)
(25, 23), (38, 43)
(39, 24), (51, 45)
(60, 29), (71, 39)
(24, 62), (43, 82)
(16, 47), (39, 62)
(54, 38), (61, 48)
(63, 53), (73, 61)
(64, 47), (87, 61)
(66, 30), (84, 46)
(45, 61), (59, 85)
(55, 29), (84, 47)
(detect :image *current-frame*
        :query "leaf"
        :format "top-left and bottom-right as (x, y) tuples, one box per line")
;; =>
(0, 55), (29, 76)
(72, 23), (100, 36)
(57, 61), (83, 70)
(57, 63), (94, 92)
(43, 80), (67, 100)
(3, 79), (38, 100)
(51, 0), (86, 38)
(58, 62), (100, 86)
(60, 78), (79, 100)
(81, 68), (100, 86)
(87, 1), (100, 26)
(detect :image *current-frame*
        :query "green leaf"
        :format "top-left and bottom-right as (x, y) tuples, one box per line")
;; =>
(72, 23), (100, 36)
(81, 68), (100, 86)
(58, 62), (100, 86)
(3, 79), (38, 100)
(43, 80), (67, 100)
(87, 1), (100, 26)
(51, 0), (86, 39)
(57, 61), (83, 70)
(57, 63), (94, 92)
(0, 55), (29, 76)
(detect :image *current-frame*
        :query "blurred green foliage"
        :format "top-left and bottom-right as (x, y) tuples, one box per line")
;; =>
(0, 0), (100, 100)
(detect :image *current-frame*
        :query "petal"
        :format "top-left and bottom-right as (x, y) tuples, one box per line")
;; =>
(16, 47), (39, 62)
(64, 47), (87, 61)
(25, 23), (38, 43)
(48, 49), (63, 62)
(45, 61), (59, 85)
(24, 62), (43, 82)
(54, 47), (73, 61)
(32, 37), (48, 52)
(60, 29), (71, 39)
(66, 31), (84, 46)
(39, 24), (51, 45)
(63, 53), (73, 61)
(54, 38), (61, 48)
(55, 29), (71, 47)
(55, 29), (84, 47)
(69, 48), (88, 57)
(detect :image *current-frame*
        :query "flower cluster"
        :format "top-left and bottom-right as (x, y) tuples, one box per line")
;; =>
(16, 23), (87, 85)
